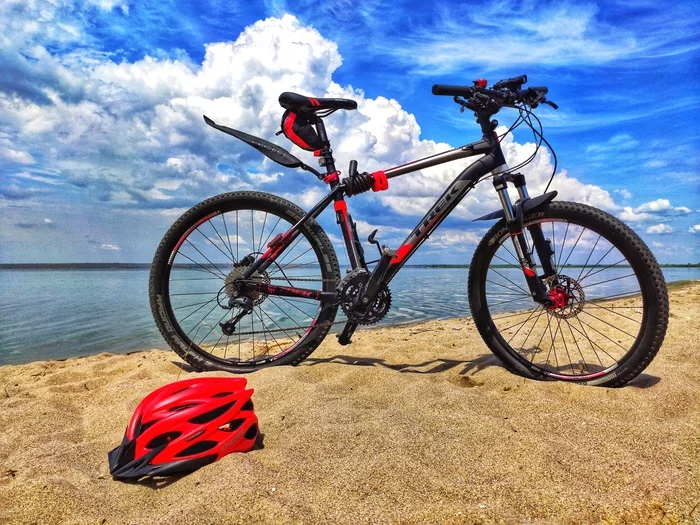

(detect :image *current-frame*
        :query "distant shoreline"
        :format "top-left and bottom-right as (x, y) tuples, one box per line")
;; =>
(1, 262), (699, 270)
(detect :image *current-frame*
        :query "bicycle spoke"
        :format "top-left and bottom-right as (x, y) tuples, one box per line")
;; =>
(579, 245), (615, 282)
(207, 219), (236, 263)
(584, 300), (643, 324)
(176, 252), (226, 280)
(489, 268), (530, 296)
(584, 273), (636, 289)
(577, 257), (627, 283)
(556, 221), (570, 270)
(576, 233), (601, 281)
(486, 278), (530, 296)
(560, 226), (585, 269)
(506, 305), (542, 344)
(221, 212), (236, 263)
(579, 309), (638, 339)
(184, 239), (228, 279)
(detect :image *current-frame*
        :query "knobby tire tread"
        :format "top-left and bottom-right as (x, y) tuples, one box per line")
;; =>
(468, 201), (668, 387)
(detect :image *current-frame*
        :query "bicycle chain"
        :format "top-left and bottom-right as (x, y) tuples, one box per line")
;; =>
(212, 275), (343, 337)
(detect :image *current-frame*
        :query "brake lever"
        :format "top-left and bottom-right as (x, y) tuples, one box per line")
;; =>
(544, 100), (559, 110)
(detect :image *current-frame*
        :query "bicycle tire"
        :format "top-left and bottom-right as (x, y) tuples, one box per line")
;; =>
(468, 201), (668, 387)
(149, 191), (340, 373)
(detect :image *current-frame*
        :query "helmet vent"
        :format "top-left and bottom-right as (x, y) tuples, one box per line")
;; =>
(211, 392), (233, 398)
(244, 423), (258, 440)
(242, 399), (254, 411)
(219, 418), (245, 432)
(175, 440), (218, 458)
(188, 401), (235, 424)
(186, 429), (206, 442)
(138, 420), (156, 436)
(170, 403), (197, 413)
(145, 431), (182, 449)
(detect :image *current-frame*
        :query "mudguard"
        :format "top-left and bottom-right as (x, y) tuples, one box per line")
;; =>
(203, 116), (323, 178)
(473, 191), (558, 221)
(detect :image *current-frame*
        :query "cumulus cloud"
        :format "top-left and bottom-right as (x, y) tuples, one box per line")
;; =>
(0, 13), (628, 224)
(619, 198), (692, 223)
(646, 223), (674, 234)
(1, 12), (691, 263)
(689, 225), (700, 234)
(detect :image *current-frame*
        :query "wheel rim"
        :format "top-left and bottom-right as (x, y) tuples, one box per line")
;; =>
(485, 218), (646, 381)
(162, 206), (331, 366)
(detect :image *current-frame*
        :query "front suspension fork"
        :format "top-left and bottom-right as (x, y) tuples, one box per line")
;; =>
(493, 173), (555, 305)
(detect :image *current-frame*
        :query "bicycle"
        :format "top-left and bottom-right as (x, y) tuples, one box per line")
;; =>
(149, 74), (669, 386)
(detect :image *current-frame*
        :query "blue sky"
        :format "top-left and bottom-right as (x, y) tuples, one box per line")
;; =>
(1, 0), (698, 263)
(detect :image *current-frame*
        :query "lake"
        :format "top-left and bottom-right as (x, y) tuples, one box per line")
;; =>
(0, 266), (697, 365)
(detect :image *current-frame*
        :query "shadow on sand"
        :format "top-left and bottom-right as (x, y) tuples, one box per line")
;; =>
(303, 352), (504, 377)
(171, 354), (660, 388)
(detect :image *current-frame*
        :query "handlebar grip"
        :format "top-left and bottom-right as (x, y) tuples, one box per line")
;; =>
(493, 75), (527, 90)
(528, 86), (548, 95)
(432, 84), (474, 97)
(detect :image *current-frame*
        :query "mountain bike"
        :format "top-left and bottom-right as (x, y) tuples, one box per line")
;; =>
(149, 75), (669, 386)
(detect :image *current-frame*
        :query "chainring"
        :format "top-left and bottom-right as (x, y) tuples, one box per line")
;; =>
(338, 269), (391, 325)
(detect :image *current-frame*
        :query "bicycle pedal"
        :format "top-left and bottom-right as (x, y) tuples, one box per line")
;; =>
(337, 321), (358, 346)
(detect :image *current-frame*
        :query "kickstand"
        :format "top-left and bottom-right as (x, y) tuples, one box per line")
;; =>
(337, 320), (358, 346)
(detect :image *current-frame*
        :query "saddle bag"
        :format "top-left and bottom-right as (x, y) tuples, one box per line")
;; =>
(280, 110), (323, 151)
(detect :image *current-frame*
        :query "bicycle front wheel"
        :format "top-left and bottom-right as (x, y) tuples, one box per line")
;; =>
(149, 191), (340, 373)
(468, 201), (668, 387)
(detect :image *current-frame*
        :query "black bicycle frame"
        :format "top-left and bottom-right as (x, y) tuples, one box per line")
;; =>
(237, 110), (538, 303)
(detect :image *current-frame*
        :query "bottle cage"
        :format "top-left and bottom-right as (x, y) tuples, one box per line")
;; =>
(280, 110), (323, 151)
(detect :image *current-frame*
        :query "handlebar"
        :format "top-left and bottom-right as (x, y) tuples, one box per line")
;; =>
(432, 77), (557, 111)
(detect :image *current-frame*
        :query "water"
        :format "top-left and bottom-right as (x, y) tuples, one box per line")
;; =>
(0, 266), (697, 365)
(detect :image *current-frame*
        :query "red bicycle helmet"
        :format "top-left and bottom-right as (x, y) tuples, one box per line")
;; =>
(108, 377), (259, 479)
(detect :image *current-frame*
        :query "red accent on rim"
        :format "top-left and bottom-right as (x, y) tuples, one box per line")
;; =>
(546, 369), (610, 381)
(171, 211), (220, 258)
(390, 243), (415, 264)
(371, 171), (389, 192)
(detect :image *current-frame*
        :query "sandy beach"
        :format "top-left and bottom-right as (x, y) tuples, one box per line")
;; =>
(0, 281), (698, 524)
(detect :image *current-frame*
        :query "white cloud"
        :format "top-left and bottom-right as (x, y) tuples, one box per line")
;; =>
(614, 188), (632, 199)
(689, 225), (700, 234)
(652, 241), (663, 248)
(619, 198), (692, 223)
(635, 198), (691, 215)
(0, 147), (35, 164)
(100, 243), (121, 250)
(646, 223), (674, 234)
(2, 12), (694, 263)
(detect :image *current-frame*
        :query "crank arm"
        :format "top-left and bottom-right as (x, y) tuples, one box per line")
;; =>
(337, 320), (358, 346)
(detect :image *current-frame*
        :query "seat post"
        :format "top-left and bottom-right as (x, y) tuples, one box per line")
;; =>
(314, 119), (337, 175)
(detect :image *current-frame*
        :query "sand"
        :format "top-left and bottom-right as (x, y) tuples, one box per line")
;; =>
(0, 282), (698, 524)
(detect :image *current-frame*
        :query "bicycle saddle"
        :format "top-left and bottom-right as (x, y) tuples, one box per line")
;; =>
(279, 92), (357, 112)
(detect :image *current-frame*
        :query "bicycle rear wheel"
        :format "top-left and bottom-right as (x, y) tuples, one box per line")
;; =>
(149, 191), (340, 373)
(468, 201), (668, 386)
